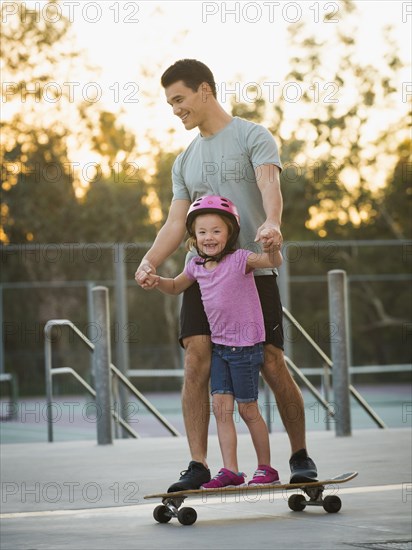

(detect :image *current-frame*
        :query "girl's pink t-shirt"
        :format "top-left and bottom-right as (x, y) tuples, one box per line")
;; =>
(184, 249), (265, 347)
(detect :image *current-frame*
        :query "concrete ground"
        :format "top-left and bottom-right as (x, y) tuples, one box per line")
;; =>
(1, 427), (411, 550)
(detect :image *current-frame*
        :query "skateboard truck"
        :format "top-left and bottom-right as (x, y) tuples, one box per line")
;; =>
(288, 485), (342, 513)
(153, 496), (197, 526)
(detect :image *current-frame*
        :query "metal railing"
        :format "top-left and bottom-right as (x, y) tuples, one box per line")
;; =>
(128, 296), (390, 434)
(282, 306), (387, 429)
(44, 319), (181, 442)
(43, 274), (389, 442)
(0, 373), (18, 419)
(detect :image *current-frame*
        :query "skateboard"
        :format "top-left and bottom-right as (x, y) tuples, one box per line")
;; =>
(144, 471), (358, 525)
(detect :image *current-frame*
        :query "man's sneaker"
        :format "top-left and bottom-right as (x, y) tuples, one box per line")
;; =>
(289, 449), (318, 483)
(167, 461), (211, 492)
(248, 465), (280, 486)
(201, 468), (245, 489)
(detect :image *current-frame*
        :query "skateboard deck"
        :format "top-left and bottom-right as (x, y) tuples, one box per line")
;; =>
(144, 471), (358, 525)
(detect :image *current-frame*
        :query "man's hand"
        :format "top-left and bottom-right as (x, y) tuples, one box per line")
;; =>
(255, 222), (283, 250)
(135, 260), (158, 290)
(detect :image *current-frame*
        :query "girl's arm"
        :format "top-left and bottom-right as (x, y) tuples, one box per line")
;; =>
(146, 271), (194, 295)
(135, 199), (190, 289)
(246, 247), (283, 272)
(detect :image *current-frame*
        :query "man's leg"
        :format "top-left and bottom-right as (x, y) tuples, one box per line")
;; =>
(262, 344), (317, 482)
(167, 284), (212, 492)
(181, 334), (212, 466)
(262, 344), (318, 483)
(255, 274), (317, 482)
(261, 344), (306, 454)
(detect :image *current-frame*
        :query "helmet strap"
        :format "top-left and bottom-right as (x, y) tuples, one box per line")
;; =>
(192, 223), (240, 265)
(194, 238), (238, 266)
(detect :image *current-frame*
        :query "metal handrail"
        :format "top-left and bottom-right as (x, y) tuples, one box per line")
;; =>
(50, 367), (139, 439)
(282, 307), (387, 429)
(0, 373), (18, 419)
(44, 320), (181, 442)
(284, 356), (335, 418)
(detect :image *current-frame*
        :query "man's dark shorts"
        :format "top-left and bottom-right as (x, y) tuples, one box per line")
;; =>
(179, 272), (284, 350)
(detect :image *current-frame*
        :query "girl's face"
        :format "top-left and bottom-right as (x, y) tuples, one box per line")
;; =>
(194, 214), (230, 257)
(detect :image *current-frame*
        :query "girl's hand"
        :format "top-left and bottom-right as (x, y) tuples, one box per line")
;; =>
(255, 224), (282, 250)
(135, 262), (159, 290)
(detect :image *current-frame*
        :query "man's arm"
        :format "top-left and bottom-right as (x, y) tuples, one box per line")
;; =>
(135, 199), (190, 288)
(254, 164), (283, 249)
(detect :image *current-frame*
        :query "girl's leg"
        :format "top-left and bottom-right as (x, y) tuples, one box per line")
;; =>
(238, 401), (271, 466)
(212, 393), (238, 473)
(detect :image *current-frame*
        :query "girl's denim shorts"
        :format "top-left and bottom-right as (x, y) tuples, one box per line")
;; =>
(210, 342), (264, 403)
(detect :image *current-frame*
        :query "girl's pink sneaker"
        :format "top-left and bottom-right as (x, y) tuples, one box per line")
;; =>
(202, 468), (246, 488)
(248, 465), (280, 486)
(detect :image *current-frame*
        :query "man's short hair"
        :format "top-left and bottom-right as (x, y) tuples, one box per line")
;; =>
(161, 59), (217, 98)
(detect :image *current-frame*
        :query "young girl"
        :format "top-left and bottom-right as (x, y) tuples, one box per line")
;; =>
(145, 195), (283, 488)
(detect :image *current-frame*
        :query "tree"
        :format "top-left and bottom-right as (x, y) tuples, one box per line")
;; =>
(368, 139), (412, 240)
(77, 173), (154, 244)
(0, 1), (157, 393)
(1, 2), (154, 246)
(277, 4), (408, 241)
(227, 1), (411, 369)
(1, 0), (83, 244)
(2, 123), (79, 244)
(147, 143), (181, 227)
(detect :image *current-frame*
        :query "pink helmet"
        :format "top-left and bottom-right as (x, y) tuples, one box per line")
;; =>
(186, 195), (240, 235)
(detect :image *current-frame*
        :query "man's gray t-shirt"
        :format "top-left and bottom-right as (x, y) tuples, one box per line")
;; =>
(172, 116), (282, 275)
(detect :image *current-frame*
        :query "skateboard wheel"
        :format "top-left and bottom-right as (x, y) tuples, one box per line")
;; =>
(288, 494), (307, 512)
(323, 495), (341, 513)
(177, 506), (197, 525)
(153, 504), (172, 523)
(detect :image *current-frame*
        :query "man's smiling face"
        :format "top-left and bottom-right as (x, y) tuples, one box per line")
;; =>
(165, 80), (208, 131)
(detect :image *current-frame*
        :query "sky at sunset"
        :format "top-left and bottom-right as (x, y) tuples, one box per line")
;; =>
(65, 0), (411, 151)
(4, 0), (410, 189)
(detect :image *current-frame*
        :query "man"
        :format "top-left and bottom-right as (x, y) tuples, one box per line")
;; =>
(135, 59), (317, 491)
